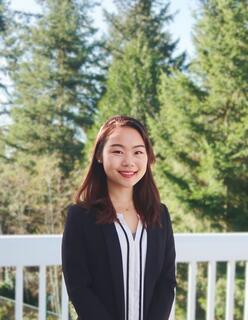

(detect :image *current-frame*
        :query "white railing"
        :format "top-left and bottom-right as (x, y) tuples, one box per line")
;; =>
(171, 233), (248, 320)
(0, 233), (248, 320)
(0, 235), (68, 320)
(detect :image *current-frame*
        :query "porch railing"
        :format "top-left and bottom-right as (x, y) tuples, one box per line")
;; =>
(0, 233), (247, 320)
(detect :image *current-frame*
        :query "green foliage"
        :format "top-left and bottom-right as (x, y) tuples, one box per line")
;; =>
(5, 0), (103, 175)
(0, 2), (3, 30)
(0, 154), (82, 234)
(149, 0), (248, 231)
(99, 34), (160, 123)
(83, 0), (185, 170)
(0, 299), (14, 320)
(0, 0), (9, 98)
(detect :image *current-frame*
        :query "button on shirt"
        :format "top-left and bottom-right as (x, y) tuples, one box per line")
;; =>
(114, 213), (147, 320)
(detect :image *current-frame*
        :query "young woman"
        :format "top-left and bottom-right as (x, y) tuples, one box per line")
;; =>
(62, 115), (176, 320)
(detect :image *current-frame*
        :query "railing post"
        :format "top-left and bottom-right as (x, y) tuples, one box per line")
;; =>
(61, 274), (69, 320)
(169, 289), (176, 320)
(187, 261), (197, 320)
(244, 261), (248, 320)
(38, 264), (46, 320)
(15, 265), (23, 320)
(207, 261), (216, 320)
(225, 260), (235, 320)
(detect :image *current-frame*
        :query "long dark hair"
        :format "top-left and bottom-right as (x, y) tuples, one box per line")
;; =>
(74, 115), (162, 228)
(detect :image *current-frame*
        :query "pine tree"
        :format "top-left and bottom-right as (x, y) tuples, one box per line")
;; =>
(83, 0), (185, 165)
(101, 0), (184, 121)
(0, 0), (15, 162)
(5, 0), (103, 175)
(0, 0), (4, 31)
(0, 0), (8, 102)
(149, 0), (248, 231)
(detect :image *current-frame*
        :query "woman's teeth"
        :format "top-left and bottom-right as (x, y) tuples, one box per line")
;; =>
(119, 171), (136, 178)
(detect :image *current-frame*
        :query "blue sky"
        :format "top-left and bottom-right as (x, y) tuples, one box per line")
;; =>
(10, 0), (199, 57)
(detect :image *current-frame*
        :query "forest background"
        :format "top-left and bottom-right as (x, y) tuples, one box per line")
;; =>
(0, 0), (247, 319)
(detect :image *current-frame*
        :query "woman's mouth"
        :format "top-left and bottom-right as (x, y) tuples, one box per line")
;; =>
(118, 171), (137, 178)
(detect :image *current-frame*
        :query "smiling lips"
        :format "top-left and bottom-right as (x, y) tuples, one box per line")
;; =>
(118, 171), (137, 178)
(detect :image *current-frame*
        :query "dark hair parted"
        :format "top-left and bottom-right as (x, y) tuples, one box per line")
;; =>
(74, 115), (162, 228)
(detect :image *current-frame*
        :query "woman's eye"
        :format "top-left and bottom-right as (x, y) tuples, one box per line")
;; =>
(112, 150), (144, 155)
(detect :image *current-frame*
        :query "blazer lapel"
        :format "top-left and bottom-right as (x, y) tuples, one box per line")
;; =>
(143, 226), (161, 320)
(101, 223), (125, 320)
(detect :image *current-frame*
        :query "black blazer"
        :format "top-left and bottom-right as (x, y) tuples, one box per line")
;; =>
(61, 203), (176, 320)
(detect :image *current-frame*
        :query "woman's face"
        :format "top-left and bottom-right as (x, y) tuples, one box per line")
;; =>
(101, 126), (148, 191)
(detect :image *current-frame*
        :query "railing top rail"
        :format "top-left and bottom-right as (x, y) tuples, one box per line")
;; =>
(0, 233), (248, 266)
(0, 235), (62, 266)
(0, 234), (62, 239)
(175, 233), (248, 262)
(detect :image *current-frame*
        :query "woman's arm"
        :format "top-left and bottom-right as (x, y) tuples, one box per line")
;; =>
(61, 205), (114, 320)
(147, 204), (176, 320)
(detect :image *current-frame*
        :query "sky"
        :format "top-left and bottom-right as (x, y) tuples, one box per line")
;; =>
(10, 0), (199, 58)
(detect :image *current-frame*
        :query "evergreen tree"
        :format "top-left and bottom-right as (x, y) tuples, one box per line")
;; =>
(83, 0), (185, 165)
(0, 0), (4, 31)
(99, 0), (184, 123)
(0, 0), (16, 162)
(0, 0), (8, 100)
(149, 0), (248, 231)
(5, 0), (103, 175)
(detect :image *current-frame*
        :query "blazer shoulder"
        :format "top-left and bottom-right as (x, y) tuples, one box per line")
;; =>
(67, 202), (89, 212)
(67, 203), (100, 223)
(65, 202), (91, 224)
(160, 202), (172, 226)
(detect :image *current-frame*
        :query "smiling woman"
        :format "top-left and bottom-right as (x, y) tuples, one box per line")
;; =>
(101, 126), (148, 196)
(61, 115), (176, 320)
(73, 115), (161, 226)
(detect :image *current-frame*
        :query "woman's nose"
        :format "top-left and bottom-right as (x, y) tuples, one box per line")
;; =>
(121, 155), (135, 166)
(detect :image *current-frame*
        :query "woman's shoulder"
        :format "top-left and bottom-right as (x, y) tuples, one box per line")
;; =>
(67, 202), (88, 213)
(65, 202), (94, 224)
(160, 202), (168, 211)
(159, 202), (172, 224)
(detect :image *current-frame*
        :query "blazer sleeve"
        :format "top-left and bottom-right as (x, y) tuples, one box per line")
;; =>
(61, 204), (114, 320)
(147, 204), (177, 320)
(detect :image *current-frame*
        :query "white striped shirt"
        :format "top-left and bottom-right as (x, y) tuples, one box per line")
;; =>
(114, 213), (147, 320)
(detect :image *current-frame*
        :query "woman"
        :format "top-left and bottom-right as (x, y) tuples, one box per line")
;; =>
(62, 115), (176, 320)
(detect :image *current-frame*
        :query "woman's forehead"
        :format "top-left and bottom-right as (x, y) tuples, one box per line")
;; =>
(106, 127), (144, 144)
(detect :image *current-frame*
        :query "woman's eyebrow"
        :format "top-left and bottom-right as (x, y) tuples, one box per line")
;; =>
(109, 143), (146, 148)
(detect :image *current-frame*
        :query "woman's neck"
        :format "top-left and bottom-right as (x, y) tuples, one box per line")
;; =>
(108, 188), (134, 213)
